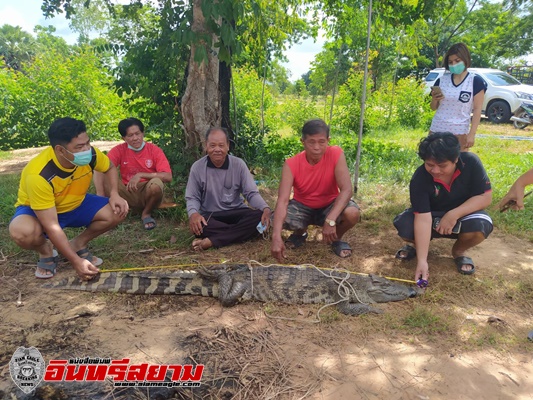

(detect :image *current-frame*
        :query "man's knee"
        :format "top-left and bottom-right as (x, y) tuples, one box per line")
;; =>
(342, 206), (360, 226)
(144, 180), (164, 203)
(146, 182), (164, 198)
(283, 218), (308, 232)
(93, 204), (126, 228)
(9, 216), (43, 246)
(459, 230), (486, 242)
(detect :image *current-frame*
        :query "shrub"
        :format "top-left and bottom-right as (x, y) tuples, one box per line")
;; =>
(231, 68), (278, 166)
(0, 48), (127, 150)
(394, 77), (433, 129)
(270, 96), (321, 135)
(332, 135), (419, 184)
(330, 70), (371, 135)
(264, 133), (302, 165)
(334, 75), (433, 132)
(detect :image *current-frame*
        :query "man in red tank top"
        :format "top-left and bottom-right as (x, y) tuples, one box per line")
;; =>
(271, 119), (360, 261)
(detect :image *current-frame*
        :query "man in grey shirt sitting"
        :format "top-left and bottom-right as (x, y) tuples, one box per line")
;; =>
(185, 127), (272, 250)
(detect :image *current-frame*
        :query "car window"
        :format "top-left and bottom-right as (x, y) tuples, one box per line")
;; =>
(480, 72), (522, 86)
(425, 72), (440, 82)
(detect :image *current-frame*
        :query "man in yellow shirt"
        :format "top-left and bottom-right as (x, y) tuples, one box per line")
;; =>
(9, 117), (129, 280)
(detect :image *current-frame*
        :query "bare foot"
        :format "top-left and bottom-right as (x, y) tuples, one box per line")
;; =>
(192, 238), (213, 251)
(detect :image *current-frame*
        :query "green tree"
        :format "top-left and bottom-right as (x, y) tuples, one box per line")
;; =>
(231, 67), (277, 165)
(309, 43), (352, 96)
(41, 0), (311, 156)
(463, 0), (533, 66)
(0, 25), (36, 71)
(0, 44), (127, 150)
(67, 0), (113, 43)
(294, 78), (309, 97)
(268, 59), (292, 94)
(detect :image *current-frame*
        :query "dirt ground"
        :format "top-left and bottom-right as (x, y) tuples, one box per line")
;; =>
(0, 145), (532, 399)
(0, 141), (121, 175)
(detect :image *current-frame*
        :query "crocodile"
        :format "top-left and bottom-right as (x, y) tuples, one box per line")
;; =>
(43, 264), (420, 315)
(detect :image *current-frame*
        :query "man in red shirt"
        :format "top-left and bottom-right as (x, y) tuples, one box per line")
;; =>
(94, 118), (172, 230)
(271, 119), (360, 261)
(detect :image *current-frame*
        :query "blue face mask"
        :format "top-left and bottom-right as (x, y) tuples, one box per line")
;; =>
(449, 61), (466, 75)
(62, 147), (93, 166)
(128, 141), (146, 152)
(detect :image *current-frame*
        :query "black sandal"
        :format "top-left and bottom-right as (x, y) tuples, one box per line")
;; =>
(454, 256), (475, 275)
(285, 232), (308, 249)
(395, 245), (416, 261)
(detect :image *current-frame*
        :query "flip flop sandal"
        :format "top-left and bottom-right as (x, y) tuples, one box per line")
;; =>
(76, 248), (103, 267)
(395, 245), (417, 261)
(142, 216), (157, 230)
(35, 249), (58, 279)
(285, 232), (308, 249)
(454, 256), (475, 275)
(332, 241), (352, 258)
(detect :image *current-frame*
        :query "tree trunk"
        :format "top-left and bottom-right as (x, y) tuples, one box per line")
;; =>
(219, 60), (233, 139)
(181, 0), (221, 154)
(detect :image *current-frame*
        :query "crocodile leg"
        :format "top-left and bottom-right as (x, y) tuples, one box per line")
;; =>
(218, 274), (249, 307)
(337, 301), (384, 315)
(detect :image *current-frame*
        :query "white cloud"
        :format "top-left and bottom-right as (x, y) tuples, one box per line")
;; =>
(283, 32), (326, 82)
(0, 0), (78, 43)
(0, 2), (41, 33)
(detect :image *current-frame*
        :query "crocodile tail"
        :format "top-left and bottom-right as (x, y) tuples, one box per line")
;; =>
(42, 271), (218, 297)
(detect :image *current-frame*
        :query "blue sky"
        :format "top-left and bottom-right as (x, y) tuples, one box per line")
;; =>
(0, 0), (324, 81)
(0, 0), (78, 43)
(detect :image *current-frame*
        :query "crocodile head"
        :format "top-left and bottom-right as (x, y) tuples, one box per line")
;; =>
(365, 275), (421, 303)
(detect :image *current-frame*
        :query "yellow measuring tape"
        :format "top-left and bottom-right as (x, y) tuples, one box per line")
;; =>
(99, 263), (417, 284)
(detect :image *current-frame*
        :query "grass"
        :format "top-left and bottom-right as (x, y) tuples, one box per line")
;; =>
(0, 150), (14, 161)
(1, 121), (532, 353)
(402, 306), (450, 335)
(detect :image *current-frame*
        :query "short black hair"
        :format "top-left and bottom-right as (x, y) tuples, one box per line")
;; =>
(205, 127), (230, 143)
(48, 117), (87, 147)
(118, 117), (144, 137)
(444, 43), (472, 70)
(418, 132), (461, 163)
(302, 119), (329, 139)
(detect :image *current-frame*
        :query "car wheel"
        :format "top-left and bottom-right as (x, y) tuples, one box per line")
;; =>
(487, 100), (511, 123)
(513, 110), (529, 129)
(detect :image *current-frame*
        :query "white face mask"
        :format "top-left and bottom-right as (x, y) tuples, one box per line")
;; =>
(128, 141), (146, 152)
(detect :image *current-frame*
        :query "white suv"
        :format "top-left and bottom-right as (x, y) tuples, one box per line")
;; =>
(424, 67), (533, 123)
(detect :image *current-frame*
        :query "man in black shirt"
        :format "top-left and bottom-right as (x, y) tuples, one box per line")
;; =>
(393, 132), (493, 283)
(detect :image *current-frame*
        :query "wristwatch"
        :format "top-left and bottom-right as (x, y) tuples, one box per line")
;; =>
(325, 219), (336, 227)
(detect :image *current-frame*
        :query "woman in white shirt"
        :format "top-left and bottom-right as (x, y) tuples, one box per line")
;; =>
(429, 43), (486, 151)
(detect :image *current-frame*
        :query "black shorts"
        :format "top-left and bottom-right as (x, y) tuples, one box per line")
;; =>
(393, 208), (493, 241)
(283, 199), (359, 231)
